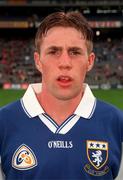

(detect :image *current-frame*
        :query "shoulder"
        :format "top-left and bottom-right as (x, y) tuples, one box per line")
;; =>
(94, 99), (123, 141)
(0, 100), (22, 120)
(0, 100), (22, 141)
(95, 99), (123, 120)
(96, 99), (123, 113)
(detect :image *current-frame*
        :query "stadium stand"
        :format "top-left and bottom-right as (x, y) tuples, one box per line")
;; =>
(87, 38), (123, 88)
(0, 36), (123, 88)
(0, 36), (41, 85)
(0, 0), (123, 89)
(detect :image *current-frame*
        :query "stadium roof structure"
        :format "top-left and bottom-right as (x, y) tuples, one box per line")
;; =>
(0, 0), (123, 29)
(0, 0), (123, 7)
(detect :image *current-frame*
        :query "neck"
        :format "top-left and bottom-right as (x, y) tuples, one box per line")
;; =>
(36, 90), (83, 125)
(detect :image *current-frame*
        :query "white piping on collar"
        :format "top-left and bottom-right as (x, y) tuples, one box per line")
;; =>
(39, 113), (80, 134)
(21, 83), (96, 119)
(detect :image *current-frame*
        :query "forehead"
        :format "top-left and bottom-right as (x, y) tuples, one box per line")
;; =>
(41, 26), (86, 48)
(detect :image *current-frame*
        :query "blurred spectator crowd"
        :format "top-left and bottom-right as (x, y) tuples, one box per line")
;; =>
(0, 36), (123, 88)
(0, 37), (41, 87)
(87, 38), (123, 88)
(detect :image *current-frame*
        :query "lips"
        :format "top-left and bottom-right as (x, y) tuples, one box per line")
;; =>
(57, 75), (73, 86)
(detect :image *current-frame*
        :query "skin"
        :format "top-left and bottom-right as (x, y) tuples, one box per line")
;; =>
(34, 27), (95, 125)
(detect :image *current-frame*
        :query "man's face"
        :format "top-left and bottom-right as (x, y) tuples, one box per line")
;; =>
(34, 27), (95, 100)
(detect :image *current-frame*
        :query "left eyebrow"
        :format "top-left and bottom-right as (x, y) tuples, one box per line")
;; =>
(67, 47), (83, 52)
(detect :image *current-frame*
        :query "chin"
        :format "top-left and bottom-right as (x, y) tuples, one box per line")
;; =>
(54, 92), (80, 101)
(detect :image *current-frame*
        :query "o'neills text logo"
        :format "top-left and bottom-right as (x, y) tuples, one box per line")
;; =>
(48, 141), (73, 149)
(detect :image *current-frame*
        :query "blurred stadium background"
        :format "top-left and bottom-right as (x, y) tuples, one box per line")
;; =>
(0, 0), (123, 109)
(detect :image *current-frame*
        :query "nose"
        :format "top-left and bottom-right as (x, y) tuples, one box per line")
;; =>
(58, 52), (72, 70)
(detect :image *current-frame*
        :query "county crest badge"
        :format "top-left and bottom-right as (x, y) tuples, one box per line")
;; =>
(86, 140), (108, 170)
(12, 144), (37, 170)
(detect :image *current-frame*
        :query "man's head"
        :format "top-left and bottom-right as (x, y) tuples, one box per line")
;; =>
(35, 11), (93, 55)
(34, 11), (95, 101)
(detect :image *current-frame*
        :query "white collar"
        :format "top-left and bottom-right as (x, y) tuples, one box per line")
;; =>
(21, 83), (96, 119)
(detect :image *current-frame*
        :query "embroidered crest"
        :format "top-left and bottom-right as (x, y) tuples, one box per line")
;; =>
(87, 140), (108, 170)
(12, 144), (37, 170)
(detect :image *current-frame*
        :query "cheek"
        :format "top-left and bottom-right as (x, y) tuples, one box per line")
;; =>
(41, 63), (54, 79)
(76, 62), (88, 74)
(75, 64), (88, 81)
(40, 64), (46, 74)
(40, 61), (49, 73)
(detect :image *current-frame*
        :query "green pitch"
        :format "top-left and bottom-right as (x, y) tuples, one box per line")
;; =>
(0, 89), (25, 107)
(93, 89), (123, 110)
(0, 89), (123, 110)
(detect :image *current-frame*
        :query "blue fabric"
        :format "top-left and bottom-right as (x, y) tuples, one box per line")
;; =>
(0, 99), (123, 179)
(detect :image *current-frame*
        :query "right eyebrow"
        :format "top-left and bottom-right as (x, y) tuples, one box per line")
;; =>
(46, 46), (62, 51)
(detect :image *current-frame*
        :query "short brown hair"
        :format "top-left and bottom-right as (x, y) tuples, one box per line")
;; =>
(35, 11), (93, 54)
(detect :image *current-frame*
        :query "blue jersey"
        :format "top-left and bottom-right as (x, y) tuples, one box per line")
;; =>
(0, 83), (123, 180)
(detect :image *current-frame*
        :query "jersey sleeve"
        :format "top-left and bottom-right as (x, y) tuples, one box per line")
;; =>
(0, 109), (5, 154)
(0, 158), (5, 180)
(118, 109), (123, 142)
(0, 108), (6, 179)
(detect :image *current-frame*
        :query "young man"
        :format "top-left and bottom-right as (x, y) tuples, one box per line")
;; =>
(0, 11), (123, 179)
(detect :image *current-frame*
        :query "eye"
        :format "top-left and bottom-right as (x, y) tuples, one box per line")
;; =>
(48, 50), (57, 54)
(47, 48), (61, 56)
(69, 50), (81, 56)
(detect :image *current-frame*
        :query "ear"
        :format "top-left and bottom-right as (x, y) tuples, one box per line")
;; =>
(87, 52), (95, 72)
(34, 52), (42, 73)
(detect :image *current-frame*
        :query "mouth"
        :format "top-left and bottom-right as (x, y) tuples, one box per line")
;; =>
(57, 75), (73, 87)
